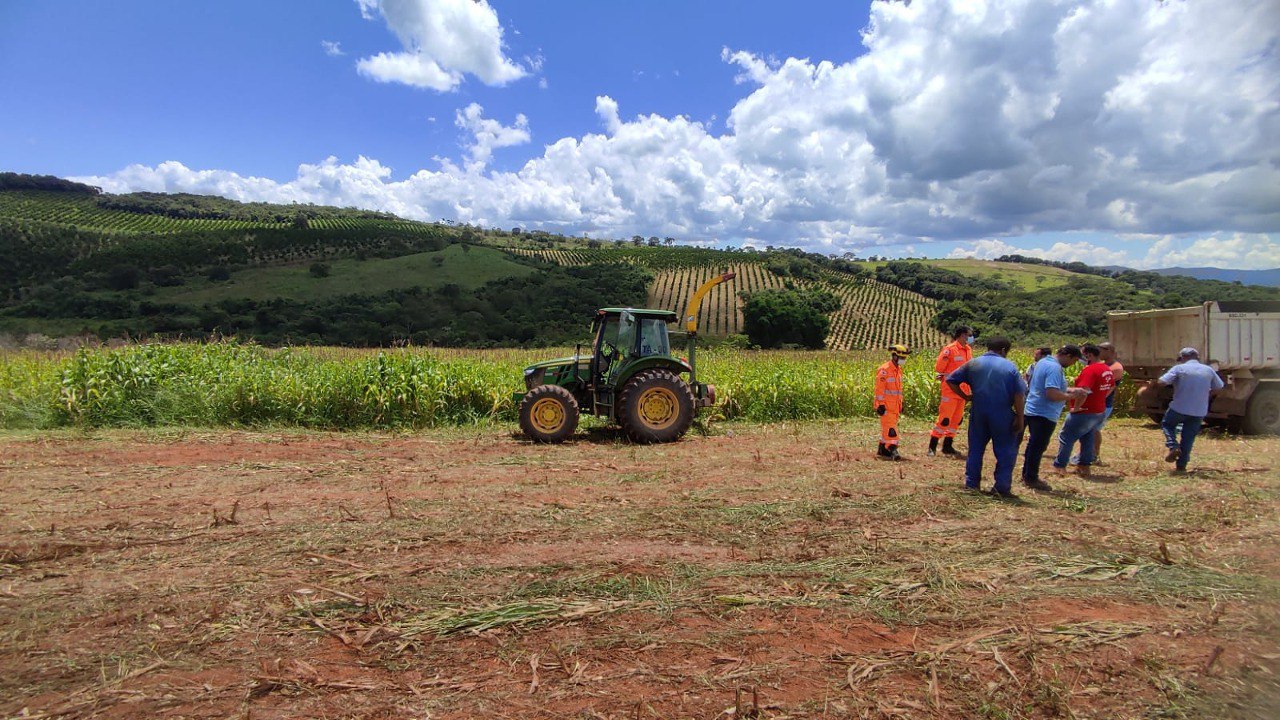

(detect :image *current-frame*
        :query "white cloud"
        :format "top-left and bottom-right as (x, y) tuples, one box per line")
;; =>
(454, 103), (530, 172)
(1140, 234), (1280, 269)
(947, 233), (1280, 270)
(85, 0), (1280, 262)
(948, 238), (1132, 266)
(321, 40), (345, 57)
(354, 0), (528, 92)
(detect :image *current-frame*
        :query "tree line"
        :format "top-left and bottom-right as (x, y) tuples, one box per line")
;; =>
(877, 260), (1279, 342)
(5, 263), (652, 347)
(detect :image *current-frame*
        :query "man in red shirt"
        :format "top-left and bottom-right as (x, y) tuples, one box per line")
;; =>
(1053, 344), (1114, 476)
(1091, 341), (1125, 462)
(929, 325), (973, 457)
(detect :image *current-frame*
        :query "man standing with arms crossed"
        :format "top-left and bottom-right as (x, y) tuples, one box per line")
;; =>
(945, 337), (1026, 498)
(929, 325), (973, 458)
(1155, 347), (1224, 473)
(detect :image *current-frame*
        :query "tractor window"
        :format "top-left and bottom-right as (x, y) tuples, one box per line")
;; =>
(638, 318), (670, 357)
(617, 311), (637, 356)
(597, 316), (620, 350)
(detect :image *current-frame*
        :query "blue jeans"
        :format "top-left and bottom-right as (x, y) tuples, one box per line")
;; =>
(1161, 409), (1203, 470)
(965, 410), (1019, 493)
(1054, 412), (1106, 468)
(1021, 415), (1057, 483)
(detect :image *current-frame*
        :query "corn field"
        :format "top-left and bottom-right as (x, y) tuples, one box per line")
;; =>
(0, 342), (1090, 430)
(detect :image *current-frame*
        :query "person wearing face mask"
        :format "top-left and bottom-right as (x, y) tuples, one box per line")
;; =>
(875, 344), (912, 460)
(929, 325), (975, 458)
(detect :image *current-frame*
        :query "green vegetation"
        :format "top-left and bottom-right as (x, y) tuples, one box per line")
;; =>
(0, 343), (1079, 430)
(2, 173), (1275, 349)
(154, 244), (534, 304)
(877, 260), (1278, 342)
(928, 258), (1079, 290)
(740, 287), (841, 349)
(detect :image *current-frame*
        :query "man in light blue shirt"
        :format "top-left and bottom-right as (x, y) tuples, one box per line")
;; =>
(1021, 345), (1086, 491)
(945, 337), (1027, 497)
(1157, 347), (1224, 472)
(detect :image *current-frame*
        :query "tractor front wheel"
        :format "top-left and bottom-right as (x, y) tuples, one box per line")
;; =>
(519, 385), (579, 443)
(617, 369), (695, 444)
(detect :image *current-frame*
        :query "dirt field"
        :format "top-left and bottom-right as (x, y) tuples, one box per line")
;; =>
(2, 419), (1278, 719)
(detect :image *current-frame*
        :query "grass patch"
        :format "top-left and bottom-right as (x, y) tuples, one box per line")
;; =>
(154, 244), (533, 304)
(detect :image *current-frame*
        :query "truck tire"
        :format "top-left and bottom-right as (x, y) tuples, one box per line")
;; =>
(1242, 386), (1280, 436)
(617, 369), (695, 444)
(519, 385), (579, 443)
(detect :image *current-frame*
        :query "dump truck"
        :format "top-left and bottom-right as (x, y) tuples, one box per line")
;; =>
(1107, 301), (1280, 434)
(515, 272), (735, 444)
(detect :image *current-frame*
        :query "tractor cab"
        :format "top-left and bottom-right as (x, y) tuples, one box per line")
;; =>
(590, 308), (677, 386)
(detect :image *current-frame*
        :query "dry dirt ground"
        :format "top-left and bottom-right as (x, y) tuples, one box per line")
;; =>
(1, 418), (1278, 720)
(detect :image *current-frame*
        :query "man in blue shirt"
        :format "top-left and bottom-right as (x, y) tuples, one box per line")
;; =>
(945, 337), (1027, 497)
(1021, 345), (1087, 491)
(1156, 347), (1224, 472)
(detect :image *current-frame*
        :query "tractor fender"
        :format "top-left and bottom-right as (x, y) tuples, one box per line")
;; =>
(613, 357), (692, 388)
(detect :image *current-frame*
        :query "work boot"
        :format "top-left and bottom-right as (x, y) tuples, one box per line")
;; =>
(877, 443), (891, 458)
(1023, 477), (1053, 492)
(941, 437), (965, 459)
(1165, 447), (1181, 463)
(927, 437), (939, 457)
(887, 445), (902, 461)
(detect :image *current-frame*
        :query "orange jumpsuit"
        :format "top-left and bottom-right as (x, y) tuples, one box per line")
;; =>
(931, 339), (972, 439)
(874, 360), (904, 448)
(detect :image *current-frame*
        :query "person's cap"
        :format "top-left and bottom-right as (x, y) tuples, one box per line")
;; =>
(1179, 347), (1199, 359)
(888, 344), (911, 357)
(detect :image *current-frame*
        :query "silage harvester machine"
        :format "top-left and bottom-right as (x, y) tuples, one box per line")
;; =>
(515, 272), (736, 443)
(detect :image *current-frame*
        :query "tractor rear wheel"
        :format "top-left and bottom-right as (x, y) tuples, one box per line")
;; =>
(617, 369), (695, 444)
(519, 385), (579, 443)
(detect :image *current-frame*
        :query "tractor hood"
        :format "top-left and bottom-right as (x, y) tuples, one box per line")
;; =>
(524, 356), (580, 373)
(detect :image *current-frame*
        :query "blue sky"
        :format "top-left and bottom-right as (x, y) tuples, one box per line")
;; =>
(1, 1), (868, 178)
(2, 1), (1278, 269)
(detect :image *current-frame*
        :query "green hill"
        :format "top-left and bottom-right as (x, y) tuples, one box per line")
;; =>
(153, 244), (534, 304)
(2, 172), (1275, 348)
(925, 258), (1080, 290)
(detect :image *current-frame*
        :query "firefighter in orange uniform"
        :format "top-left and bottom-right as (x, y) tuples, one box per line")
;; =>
(875, 345), (911, 460)
(929, 325), (974, 457)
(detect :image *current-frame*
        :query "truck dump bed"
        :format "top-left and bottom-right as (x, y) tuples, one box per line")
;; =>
(1108, 301), (1280, 374)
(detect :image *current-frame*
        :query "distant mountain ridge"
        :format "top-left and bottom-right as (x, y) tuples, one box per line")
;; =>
(1147, 267), (1280, 288)
(1099, 266), (1280, 287)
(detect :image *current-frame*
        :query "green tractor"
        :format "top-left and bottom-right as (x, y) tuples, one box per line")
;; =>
(516, 272), (736, 444)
